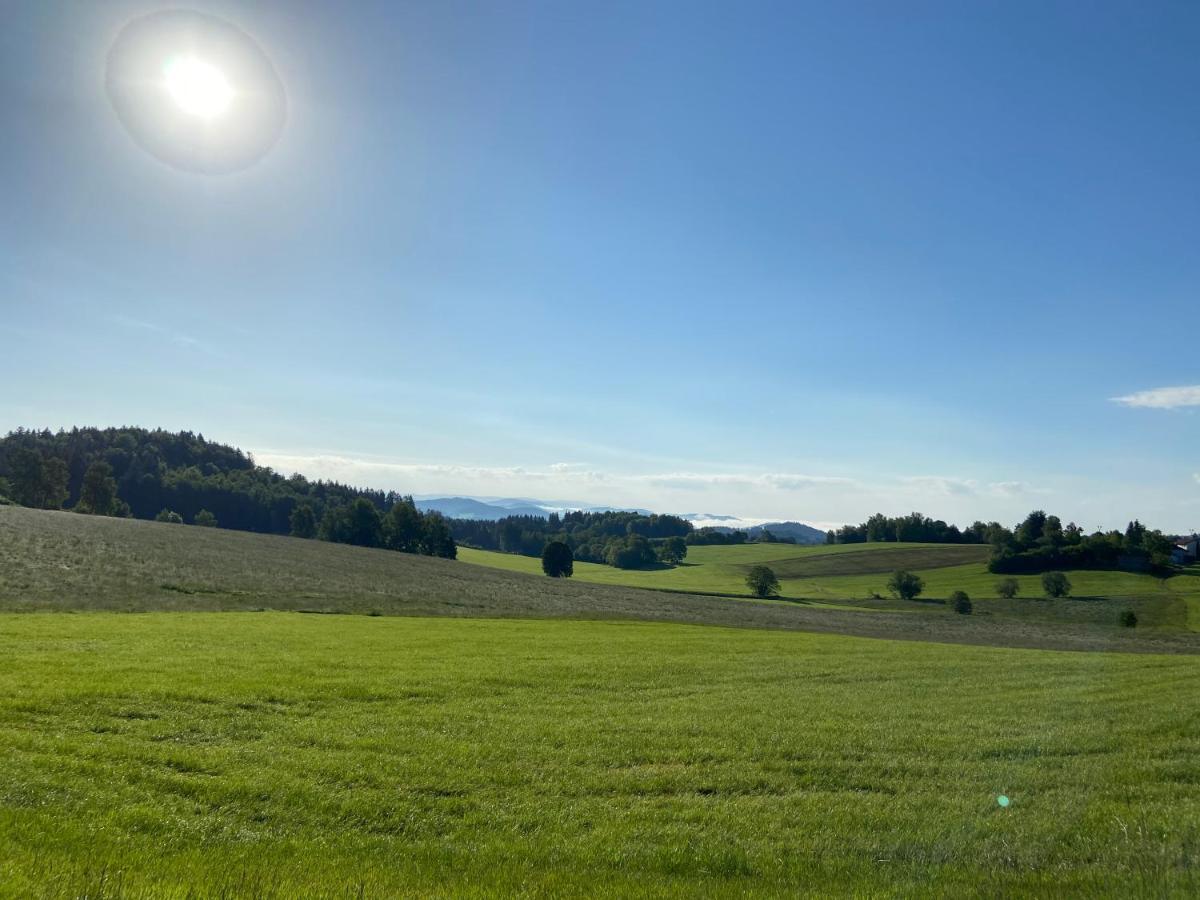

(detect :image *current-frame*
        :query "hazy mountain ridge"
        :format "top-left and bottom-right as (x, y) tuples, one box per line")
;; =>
(415, 496), (827, 542)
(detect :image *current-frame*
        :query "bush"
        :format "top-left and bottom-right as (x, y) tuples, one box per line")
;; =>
(745, 565), (780, 598)
(194, 509), (218, 527)
(887, 570), (925, 601)
(541, 540), (574, 578)
(1041, 571), (1071, 598)
(155, 508), (183, 524)
(995, 577), (1019, 599)
(950, 590), (972, 615)
(1119, 609), (1137, 628)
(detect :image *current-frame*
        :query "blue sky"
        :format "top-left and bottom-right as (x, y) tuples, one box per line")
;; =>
(3, 0), (1198, 531)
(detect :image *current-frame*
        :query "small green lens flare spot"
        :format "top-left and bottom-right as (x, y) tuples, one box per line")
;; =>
(997, 795), (1010, 808)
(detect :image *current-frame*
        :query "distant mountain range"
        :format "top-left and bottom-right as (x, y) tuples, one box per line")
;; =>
(412, 496), (652, 520)
(413, 496), (827, 544)
(714, 521), (827, 545)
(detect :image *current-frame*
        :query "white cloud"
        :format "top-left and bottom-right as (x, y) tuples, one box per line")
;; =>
(257, 452), (853, 499)
(256, 452), (543, 483)
(252, 449), (1066, 527)
(902, 477), (1037, 499)
(639, 472), (854, 491)
(988, 481), (1027, 496)
(1112, 385), (1200, 409)
(548, 462), (587, 473)
(902, 476), (978, 496)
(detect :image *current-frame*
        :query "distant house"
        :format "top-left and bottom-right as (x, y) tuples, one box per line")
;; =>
(1172, 538), (1199, 565)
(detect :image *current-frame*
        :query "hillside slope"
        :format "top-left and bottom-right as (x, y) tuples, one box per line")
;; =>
(2, 506), (1197, 653)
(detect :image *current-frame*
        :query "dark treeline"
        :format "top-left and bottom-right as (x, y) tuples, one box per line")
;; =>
(824, 507), (1182, 575)
(826, 512), (988, 545)
(985, 511), (1177, 575)
(449, 510), (693, 568)
(0, 427), (456, 559)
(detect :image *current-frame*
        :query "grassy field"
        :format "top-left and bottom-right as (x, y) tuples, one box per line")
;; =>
(459, 542), (1200, 634)
(6, 505), (1195, 653)
(2, 505), (1200, 896)
(1, 613), (1198, 897)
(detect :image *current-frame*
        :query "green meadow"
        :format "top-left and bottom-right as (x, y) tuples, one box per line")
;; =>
(459, 543), (1200, 633)
(2, 613), (1199, 898)
(2, 506), (1199, 896)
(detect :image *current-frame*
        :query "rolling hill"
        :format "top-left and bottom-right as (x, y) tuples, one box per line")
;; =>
(2, 505), (1196, 653)
(458, 540), (1200, 637)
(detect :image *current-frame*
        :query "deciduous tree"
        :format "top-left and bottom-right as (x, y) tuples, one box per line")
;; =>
(745, 565), (780, 598)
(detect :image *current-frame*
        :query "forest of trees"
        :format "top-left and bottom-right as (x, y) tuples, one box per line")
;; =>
(0, 427), (456, 559)
(825, 512), (989, 545)
(985, 511), (1177, 575)
(3, 428), (1186, 578)
(824, 507), (1180, 575)
(448, 510), (693, 569)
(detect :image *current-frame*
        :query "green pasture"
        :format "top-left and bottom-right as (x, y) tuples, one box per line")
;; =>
(1, 613), (1198, 898)
(458, 543), (1200, 632)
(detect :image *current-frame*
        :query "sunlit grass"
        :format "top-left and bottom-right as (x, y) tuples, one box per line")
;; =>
(1, 613), (1198, 897)
(459, 544), (1200, 631)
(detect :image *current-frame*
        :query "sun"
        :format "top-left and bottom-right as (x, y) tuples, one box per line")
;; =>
(163, 57), (234, 119)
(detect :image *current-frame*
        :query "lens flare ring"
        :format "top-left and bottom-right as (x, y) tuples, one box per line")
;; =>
(106, 9), (287, 174)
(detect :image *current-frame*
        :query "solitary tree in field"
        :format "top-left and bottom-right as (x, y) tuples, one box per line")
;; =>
(950, 590), (972, 615)
(194, 509), (218, 527)
(1041, 571), (1071, 598)
(995, 577), (1020, 599)
(289, 504), (317, 539)
(887, 569), (925, 601)
(745, 565), (781, 598)
(542, 541), (574, 578)
(78, 461), (118, 515)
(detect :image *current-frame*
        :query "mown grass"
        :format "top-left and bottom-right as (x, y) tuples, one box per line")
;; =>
(0, 613), (1198, 898)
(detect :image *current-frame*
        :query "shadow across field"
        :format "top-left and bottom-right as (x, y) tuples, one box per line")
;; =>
(2, 506), (1197, 654)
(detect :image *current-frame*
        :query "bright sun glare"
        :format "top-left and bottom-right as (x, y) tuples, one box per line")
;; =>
(163, 57), (234, 118)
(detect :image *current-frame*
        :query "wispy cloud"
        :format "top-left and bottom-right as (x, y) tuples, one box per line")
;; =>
(256, 452), (853, 496)
(901, 477), (1034, 499)
(989, 481), (1027, 497)
(112, 315), (212, 354)
(639, 472), (854, 491)
(1112, 384), (1200, 409)
(902, 476), (978, 496)
(257, 453), (544, 482)
(253, 449), (1050, 525)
